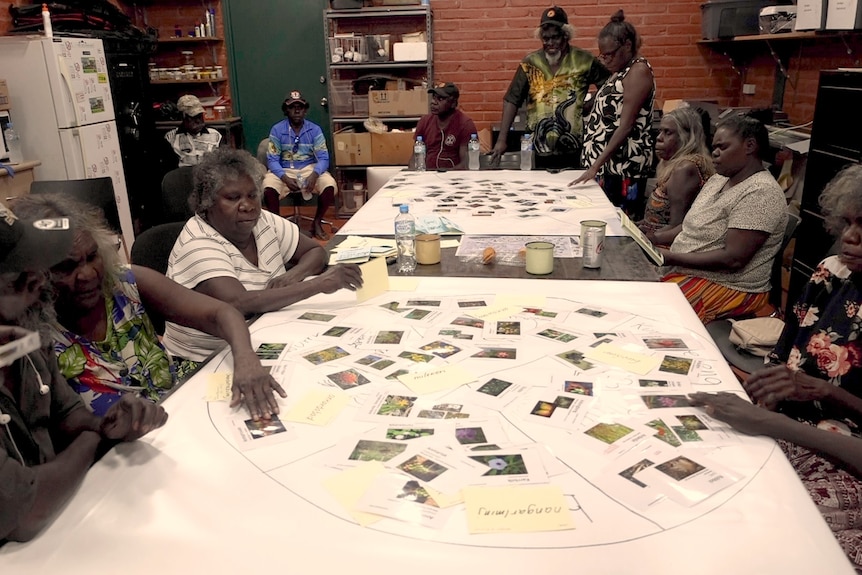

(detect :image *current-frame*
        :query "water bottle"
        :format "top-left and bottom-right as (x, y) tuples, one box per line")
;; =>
(4, 122), (23, 165)
(520, 133), (532, 171)
(413, 136), (426, 172)
(394, 204), (416, 274)
(468, 133), (480, 171)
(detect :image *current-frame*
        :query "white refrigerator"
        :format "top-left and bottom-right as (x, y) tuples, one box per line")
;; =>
(0, 36), (135, 249)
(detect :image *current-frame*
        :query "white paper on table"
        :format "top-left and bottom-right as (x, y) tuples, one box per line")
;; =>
(596, 442), (672, 510)
(512, 387), (594, 431)
(228, 414), (296, 452)
(355, 472), (456, 529)
(635, 451), (742, 506)
(464, 444), (550, 487)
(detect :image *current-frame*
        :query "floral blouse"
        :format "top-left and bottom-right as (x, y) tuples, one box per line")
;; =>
(53, 267), (175, 416)
(581, 56), (655, 178)
(771, 256), (862, 427)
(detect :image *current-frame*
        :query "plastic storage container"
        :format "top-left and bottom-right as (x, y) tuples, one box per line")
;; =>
(701, 0), (778, 39)
(329, 35), (366, 64)
(330, 79), (354, 115)
(759, 5), (797, 33)
(366, 34), (391, 62)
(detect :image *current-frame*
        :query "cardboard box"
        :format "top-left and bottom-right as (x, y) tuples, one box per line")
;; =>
(372, 131), (415, 165)
(393, 41), (428, 61)
(368, 89), (428, 117)
(826, 0), (862, 29)
(796, 0), (828, 29)
(334, 129), (372, 166)
(0, 80), (9, 111)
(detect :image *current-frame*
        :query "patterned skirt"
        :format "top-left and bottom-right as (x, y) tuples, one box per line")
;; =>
(661, 273), (769, 323)
(779, 439), (862, 572)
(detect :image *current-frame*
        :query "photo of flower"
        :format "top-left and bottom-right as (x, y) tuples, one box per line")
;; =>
(477, 378), (513, 397)
(469, 454), (528, 476)
(326, 369), (371, 390)
(303, 346), (350, 365)
(455, 427), (487, 445)
(376, 395), (417, 417)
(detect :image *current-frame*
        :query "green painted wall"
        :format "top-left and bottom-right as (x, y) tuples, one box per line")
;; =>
(223, 0), (330, 154)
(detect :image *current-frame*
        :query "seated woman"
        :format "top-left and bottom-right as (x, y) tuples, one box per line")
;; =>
(11, 194), (286, 421)
(656, 114), (787, 323)
(164, 147), (363, 362)
(638, 106), (714, 240)
(688, 166), (862, 569)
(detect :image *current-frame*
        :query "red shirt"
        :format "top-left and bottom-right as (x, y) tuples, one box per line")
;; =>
(415, 108), (478, 170)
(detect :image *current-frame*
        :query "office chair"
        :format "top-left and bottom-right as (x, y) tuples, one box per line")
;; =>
(255, 138), (337, 232)
(160, 167), (195, 223)
(130, 221), (185, 334)
(705, 211), (802, 374)
(29, 177), (129, 261)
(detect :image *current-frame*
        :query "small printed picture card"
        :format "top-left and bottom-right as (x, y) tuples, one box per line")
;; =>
(484, 319), (524, 340)
(471, 347), (519, 360)
(355, 473), (455, 529)
(553, 348), (598, 371)
(254, 342), (287, 361)
(657, 355), (695, 376)
(518, 387), (593, 430)
(295, 311), (339, 323)
(229, 414), (295, 451)
(322, 367), (373, 391)
(569, 305), (630, 329)
(319, 325), (362, 339)
(569, 418), (650, 459)
(301, 344), (352, 366)
(417, 339), (466, 359)
(387, 445), (486, 494)
(635, 452), (741, 506)
(466, 444), (549, 487)
(467, 376), (529, 409)
(598, 443), (673, 509)
(533, 324), (584, 344)
(640, 336), (690, 351)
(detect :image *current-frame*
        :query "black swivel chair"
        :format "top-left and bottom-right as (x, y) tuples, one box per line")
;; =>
(160, 166), (195, 223)
(129, 221), (186, 334)
(705, 211), (802, 374)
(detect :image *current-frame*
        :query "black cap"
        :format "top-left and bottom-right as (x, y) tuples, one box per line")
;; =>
(0, 205), (74, 273)
(428, 82), (459, 99)
(541, 6), (568, 27)
(283, 90), (309, 107)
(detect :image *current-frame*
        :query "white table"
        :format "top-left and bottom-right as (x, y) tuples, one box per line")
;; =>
(337, 170), (626, 237)
(1, 278), (852, 574)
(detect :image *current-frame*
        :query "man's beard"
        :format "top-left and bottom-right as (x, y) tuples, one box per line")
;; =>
(545, 51), (561, 67)
(17, 284), (59, 347)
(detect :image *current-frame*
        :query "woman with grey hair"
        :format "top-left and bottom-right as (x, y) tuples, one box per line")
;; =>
(689, 164), (862, 570)
(11, 193), (286, 421)
(164, 147), (362, 363)
(639, 106), (715, 238)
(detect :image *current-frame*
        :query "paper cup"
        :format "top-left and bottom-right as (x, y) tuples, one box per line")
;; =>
(415, 234), (441, 265)
(525, 241), (554, 275)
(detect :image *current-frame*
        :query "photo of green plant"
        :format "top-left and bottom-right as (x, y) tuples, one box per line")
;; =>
(376, 395), (417, 417)
(583, 422), (634, 444)
(398, 454), (448, 482)
(477, 378), (513, 397)
(297, 312), (336, 322)
(303, 346), (350, 365)
(386, 428), (435, 441)
(374, 331), (405, 345)
(348, 440), (407, 462)
(254, 343), (286, 360)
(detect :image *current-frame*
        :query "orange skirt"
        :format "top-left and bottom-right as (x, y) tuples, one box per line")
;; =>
(662, 273), (769, 323)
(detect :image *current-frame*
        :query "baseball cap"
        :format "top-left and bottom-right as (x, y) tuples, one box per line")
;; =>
(176, 94), (204, 117)
(428, 82), (459, 99)
(0, 205), (74, 273)
(284, 90), (309, 107)
(540, 6), (569, 27)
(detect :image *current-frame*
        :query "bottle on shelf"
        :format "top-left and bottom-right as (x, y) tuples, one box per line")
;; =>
(4, 122), (23, 165)
(394, 204), (416, 274)
(520, 133), (533, 171)
(468, 133), (480, 171)
(41, 3), (53, 38)
(413, 135), (426, 172)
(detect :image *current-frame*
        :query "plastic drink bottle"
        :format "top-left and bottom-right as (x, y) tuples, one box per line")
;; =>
(4, 122), (23, 164)
(520, 133), (532, 171)
(413, 136), (426, 172)
(394, 204), (416, 273)
(468, 133), (480, 171)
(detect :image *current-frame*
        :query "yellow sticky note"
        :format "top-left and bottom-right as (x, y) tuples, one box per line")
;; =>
(462, 485), (575, 534)
(283, 389), (349, 426)
(585, 343), (659, 375)
(205, 373), (233, 402)
(397, 364), (476, 394)
(495, 293), (547, 308)
(387, 276), (421, 291)
(356, 256), (390, 303)
(466, 304), (523, 322)
(322, 462), (387, 526)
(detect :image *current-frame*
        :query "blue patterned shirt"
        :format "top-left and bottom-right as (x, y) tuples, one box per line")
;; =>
(266, 119), (330, 178)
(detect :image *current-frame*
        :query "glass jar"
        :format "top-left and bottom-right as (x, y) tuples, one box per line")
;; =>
(213, 65), (223, 79)
(181, 50), (194, 67)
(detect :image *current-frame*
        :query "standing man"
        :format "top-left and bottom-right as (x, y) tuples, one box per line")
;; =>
(489, 6), (609, 170)
(410, 82), (478, 170)
(263, 90), (338, 240)
(163, 94), (223, 168)
(0, 206), (167, 542)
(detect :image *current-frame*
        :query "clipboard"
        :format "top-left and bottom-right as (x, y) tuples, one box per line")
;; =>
(618, 209), (664, 266)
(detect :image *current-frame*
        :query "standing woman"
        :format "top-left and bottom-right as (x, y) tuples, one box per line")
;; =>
(572, 10), (655, 220)
(639, 106), (715, 239)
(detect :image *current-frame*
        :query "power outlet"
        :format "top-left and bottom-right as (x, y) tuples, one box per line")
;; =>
(742, 83), (756, 95)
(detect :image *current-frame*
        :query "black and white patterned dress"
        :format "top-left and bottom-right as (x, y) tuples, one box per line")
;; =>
(581, 56), (655, 178)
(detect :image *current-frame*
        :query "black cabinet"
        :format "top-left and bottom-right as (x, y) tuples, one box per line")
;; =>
(788, 70), (862, 311)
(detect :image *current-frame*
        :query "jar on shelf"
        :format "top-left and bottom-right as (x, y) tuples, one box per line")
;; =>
(213, 66), (223, 79)
(147, 62), (157, 81)
(181, 51), (195, 67)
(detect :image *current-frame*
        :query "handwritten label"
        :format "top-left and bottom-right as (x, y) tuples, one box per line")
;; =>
(462, 485), (575, 534)
(466, 304), (523, 322)
(205, 372), (233, 402)
(284, 389), (348, 426)
(585, 343), (659, 375)
(397, 364), (476, 394)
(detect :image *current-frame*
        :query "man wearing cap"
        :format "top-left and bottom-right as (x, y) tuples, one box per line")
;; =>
(263, 90), (338, 240)
(410, 82), (478, 171)
(490, 6), (609, 171)
(0, 205), (167, 543)
(163, 94), (223, 168)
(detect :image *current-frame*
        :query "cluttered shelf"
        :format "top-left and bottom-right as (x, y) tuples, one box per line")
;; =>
(157, 36), (223, 44)
(698, 30), (862, 45)
(324, 6), (430, 19)
(150, 78), (228, 85)
(332, 115), (423, 123)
